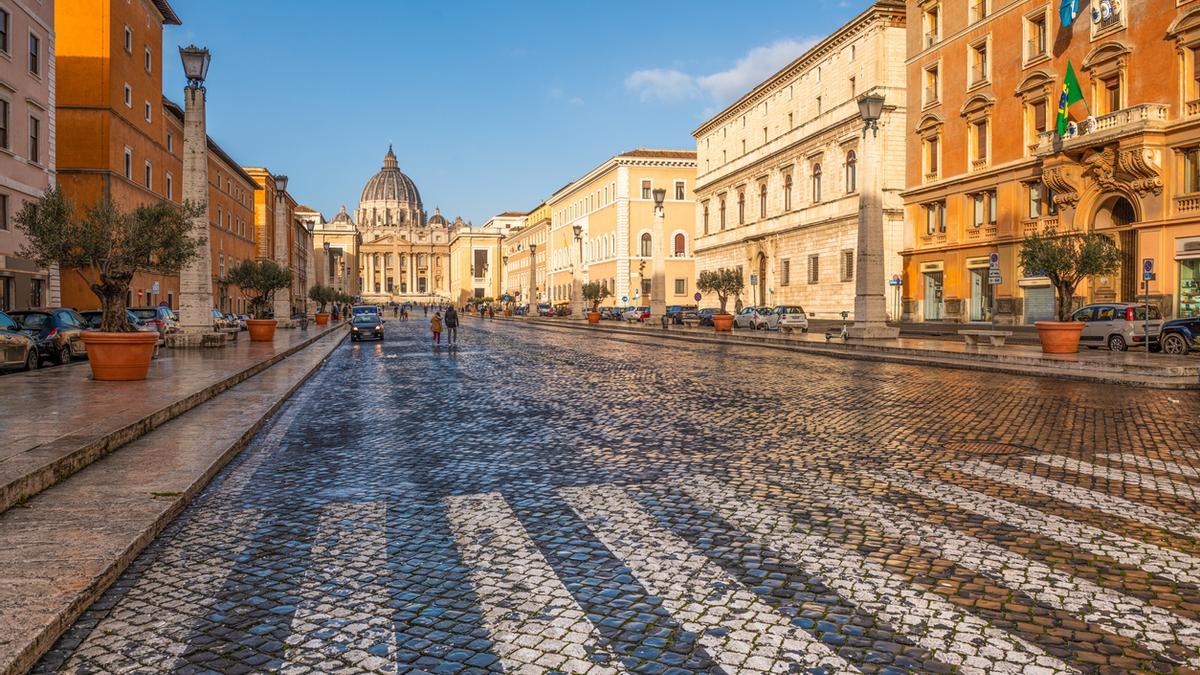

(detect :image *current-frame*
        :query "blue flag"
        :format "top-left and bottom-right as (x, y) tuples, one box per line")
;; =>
(1060, 0), (1078, 27)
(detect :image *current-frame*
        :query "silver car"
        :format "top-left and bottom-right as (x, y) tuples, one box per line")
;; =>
(1071, 303), (1162, 352)
(757, 305), (809, 333)
(732, 306), (764, 329)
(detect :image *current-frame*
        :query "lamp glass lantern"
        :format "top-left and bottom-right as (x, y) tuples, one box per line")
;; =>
(572, 224), (582, 240)
(179, 45), (211, 87)
(857, 92), (886, 136)
(652, 187), (667, 207)
(274, 174), (289, 193)
(529, 243), (537, 254)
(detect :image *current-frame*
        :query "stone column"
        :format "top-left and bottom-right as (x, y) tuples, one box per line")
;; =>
(651, 200), (667, 320)
(273, 194), (292, 324)
(571, 234), (583, 317)
(175, 84), (219, 344)
(367, 253), (375, 294)
(848, 110), (899, 340)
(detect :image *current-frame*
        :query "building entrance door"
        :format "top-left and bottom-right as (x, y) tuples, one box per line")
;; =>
(923, 271), (943, 321)
(969, 268), (992, 322)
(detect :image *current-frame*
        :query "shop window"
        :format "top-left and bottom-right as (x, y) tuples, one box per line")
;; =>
(1181, 259), (1200, 318)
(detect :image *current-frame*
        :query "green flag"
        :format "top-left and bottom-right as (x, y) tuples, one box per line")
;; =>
(1056, 60), (1088, 135)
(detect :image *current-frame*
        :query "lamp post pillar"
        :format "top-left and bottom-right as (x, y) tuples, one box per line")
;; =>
(273, 179), (293, 325)
(848, 92), (899, 340)
(651, 189), (667, 320)
(571, 226), (583, 318)
(528, 244), (537, 313)
(176, 51), (218, 343)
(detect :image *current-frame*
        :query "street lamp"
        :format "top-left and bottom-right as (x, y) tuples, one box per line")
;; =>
(179, 45), (210, 88)
(528, 243), (537, 309)
(650, 189), (667, 320)
(571, 225), (583, 310)
(274, 174), (289, 194)
(857, 92), (885, 138)
(271, 173), (291, 324)
(652, 188), (666, 211)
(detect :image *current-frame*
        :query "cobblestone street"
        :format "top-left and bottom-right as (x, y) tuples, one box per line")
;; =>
(35, 317), (1200, 674)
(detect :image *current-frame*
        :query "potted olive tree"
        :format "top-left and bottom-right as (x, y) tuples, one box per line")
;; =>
(227, 259), (292, 341)
(1018, 228), (1122, 353)
(16, 187), (202, 381)
(309, 284), (335, 326)
(581, 282), (609, 324)
(697, 268), (745, 332)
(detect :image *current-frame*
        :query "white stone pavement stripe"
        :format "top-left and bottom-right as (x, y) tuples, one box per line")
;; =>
(878, 467), (1200, 587)
(1098, 453), (1200, 479)
(280, 501), (396, 671)
(677, 476), (1075, 675)
(560, 484), (858, 675)
(445, 492), (625, 674)
(948, 460), (1200, 539)
(1030, 454), (1200, 505)
(808, 473), (1200, 666)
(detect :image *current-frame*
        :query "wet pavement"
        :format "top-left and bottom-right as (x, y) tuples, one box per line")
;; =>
(34, 316), (1200, 673)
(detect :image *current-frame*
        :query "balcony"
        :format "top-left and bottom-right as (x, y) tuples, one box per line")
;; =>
(1187, 99), (1200, 117)
(970, 158), (988, 173)
(1022, 216), (1059, 238)
(1177, 194), (1200, 213)
(1036, 103), (1169, 156)
(925, 31), (939, 47)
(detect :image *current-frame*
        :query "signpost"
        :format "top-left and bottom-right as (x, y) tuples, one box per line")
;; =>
(888, 274), (902, 322)
(1143, 258), (1155, 353)
(988, 253), (1001, 325)
(694, 292), (702, 302)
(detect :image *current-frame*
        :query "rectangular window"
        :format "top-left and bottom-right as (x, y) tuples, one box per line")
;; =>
(0, 9), (9, 53)
(972, 193), (985, 227)
(166, 132), (173, 153)
(1030, 99), (1047, 137)
(27, 116), (38, 163)
(124, 148), (132, 178)
(970, 0), (989, 22)
(780, 258), (790, 286)
(674, 278), (686, 295)
(0, 193), (8, 230)
(924, 64), (939, 105)
(145, 48), (152, 72)
(807, 255), (819, 284)
(762, 127), (767, 144)
(641, 180), (651, 199)
(925, 200), (947, 234)
(0, 99), (8, 149)
(987, 189), (997, 224)
(840, 249), (854, 282)
(1027, 13), (1047, 61)
(971, 42), (989, 84)
(124, 26), (132, 52)
(28, 33), (38, 76)
(674, 180), (685, 200)
(1187, 148), (1200, 194)
(787, 112), (794, 129)
(124, 84), (132, 107)
(927, 135), (939, 174)
(924, 4), (940, 45)
(1103, 76), (1121, 114)
(144, 161), (152, 189)
(166, 173), (173, 201)
(641, 277), (651, 296)
(849, 76), (856, 97)
(144, 101), (152, 122)
(974, 120), (989, 162)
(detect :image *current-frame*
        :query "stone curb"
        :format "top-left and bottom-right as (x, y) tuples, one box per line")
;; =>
(0, 323), (348, 517)
(0, 327), (348, 675)
(491, 316), (1200, 390)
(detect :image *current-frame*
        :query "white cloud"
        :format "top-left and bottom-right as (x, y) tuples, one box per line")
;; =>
(624, 68), (700, 103)
(626, 38), (819, 107)
(548, 87), (585, 107)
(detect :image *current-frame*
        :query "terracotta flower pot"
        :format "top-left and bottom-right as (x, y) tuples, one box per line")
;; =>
(314, 312), (330, 326)
(1034, 321), (1084, 354)
(587, 311), (601, 324)
(247, 319), (278, 342)
(712, 313), (734, 332)
(80, 331), (159, 381)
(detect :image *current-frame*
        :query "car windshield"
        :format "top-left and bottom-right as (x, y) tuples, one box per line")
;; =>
(130, 309), (158, 320)
(352, 315), (378, 324)
(780, 306), (805, 314)
(12, 313), (50, 330)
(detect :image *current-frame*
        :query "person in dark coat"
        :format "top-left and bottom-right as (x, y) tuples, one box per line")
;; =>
(444, 306), (459, 345)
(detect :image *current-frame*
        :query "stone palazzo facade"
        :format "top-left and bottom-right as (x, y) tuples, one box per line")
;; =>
(692, 1), (907, 320)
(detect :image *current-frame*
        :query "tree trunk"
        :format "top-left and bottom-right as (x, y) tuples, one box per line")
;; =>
(1055, 283), (1074, 322)
(92, 279), (133, 332)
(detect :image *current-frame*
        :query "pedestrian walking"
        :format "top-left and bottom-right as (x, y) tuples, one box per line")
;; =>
(444, 306), (459, 345)
(431, 311), (443, 345)
(734, 296), (744, 313)
(424, 305), (429, 317)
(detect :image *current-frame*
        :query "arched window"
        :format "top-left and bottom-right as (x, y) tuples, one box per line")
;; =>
(640, 232), (652, 257)
(811, 164), (822, 202)
(673, 233), (686, 256)
(720, 197), (727, 230)
(737, 190), (745, 225)
(703, 204), (710, 234)
(845, 151), (857, 193)
(784, 174), (793, 211)
(759, 183), (768, 218)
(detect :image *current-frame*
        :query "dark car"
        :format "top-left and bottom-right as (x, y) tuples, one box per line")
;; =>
(665, 305), (697, 324)
(10, 308), (89, 365)
(696, 308), (721, 327)
(350, 313), (384, 341)
(536, 303), (552, 317)
(1159, 316), (1200, 355)
(129, 306), (180, 337)
(0, 310), (39, 371)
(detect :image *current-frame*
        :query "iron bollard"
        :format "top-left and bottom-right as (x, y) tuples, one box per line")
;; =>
(661, 315), (669, 330)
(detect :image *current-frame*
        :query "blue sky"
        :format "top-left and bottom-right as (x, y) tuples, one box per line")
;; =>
(163, 0), (870, 226)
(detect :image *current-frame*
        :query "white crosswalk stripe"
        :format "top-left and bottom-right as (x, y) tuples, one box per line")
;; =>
(878, 467), (1200, 586)
(561, 484), (859, 674)
(445, 492), (625, 674)
(1098, 453), (1200, 479)
(1030, 454), (1200, 504)
(677, 476), (1076, 674)
(800, 473), (1200, 666)
(949, 459), (1200, 538)
(280, 501), (397, 670)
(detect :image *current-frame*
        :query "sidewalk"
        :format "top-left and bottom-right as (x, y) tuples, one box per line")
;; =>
(501, 317), (1200, 389)
(0, 322), (348, 516)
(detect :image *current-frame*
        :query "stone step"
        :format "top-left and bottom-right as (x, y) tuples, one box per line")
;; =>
(0, 326), (347, 675)
(0, 324), (346, 517)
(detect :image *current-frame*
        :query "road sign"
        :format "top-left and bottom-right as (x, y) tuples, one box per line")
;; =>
(750, 274), (758, 286)
(988, 269), (1002, 285)
(888, 274), (902, 287)
(693, 292), (702, 302)
(151, 281), (160, 294)
(989, 252), (1000, 267)
(1143, 258), (1154, 281)
(621, 295), (628, 303)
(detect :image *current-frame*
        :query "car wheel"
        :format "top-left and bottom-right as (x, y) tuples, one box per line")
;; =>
(1107, 334), (1128, 352)
(24, 350), (38, 371)
(1162, 333), (1190, 356)
(56, 344), (72, 365)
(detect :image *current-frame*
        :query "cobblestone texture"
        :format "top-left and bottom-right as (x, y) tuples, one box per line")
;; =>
(34, 318), (1200, 674)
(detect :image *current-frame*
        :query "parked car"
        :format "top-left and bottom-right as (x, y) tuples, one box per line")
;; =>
(1071, 303), (1163, 351)
(0, 310), (39, 371)
(80, 310), (161, 340)
(1159, 315), (1200, 355)
(665, 305), (697, 323)
(677, 307), (700, 324)
(536, 303), (552, 317)
(757, 305), (809, 333)
(129, 306), (180, 337)
(237, 314), (250, 330)
(349, 313), (384, 341)
(10, 308), (89, 365)
(732, 306), (764, 329)
(622, 306), (650, 322)
(697, 308), (721, 327)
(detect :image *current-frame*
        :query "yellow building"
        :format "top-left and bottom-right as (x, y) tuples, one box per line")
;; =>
(502, 202), (551, 307)
(301, 205), (361, 299)
(546, 149), (698, 309)
(449, 226), (505, 303)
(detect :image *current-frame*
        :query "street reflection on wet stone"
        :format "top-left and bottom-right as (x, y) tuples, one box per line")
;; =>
(35, 318), (1200, 674)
